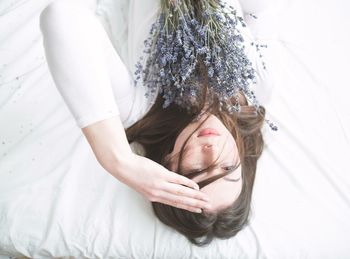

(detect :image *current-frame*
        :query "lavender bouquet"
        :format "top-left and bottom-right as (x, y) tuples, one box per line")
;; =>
(134, 0), (278, 131)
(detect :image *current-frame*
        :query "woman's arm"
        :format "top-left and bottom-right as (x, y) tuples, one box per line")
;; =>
(40, 1), (121, 129)
(39, 1), (131, 171)
(81, 116), (211, 215)
(39, 1), (210, 213)
(81, 116), (133, 176)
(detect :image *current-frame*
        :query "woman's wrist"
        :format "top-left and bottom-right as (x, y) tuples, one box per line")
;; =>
(81, 115), (135, 179)
(101, 151), (136, 182)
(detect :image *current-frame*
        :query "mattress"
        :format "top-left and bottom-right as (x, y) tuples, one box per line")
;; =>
(0, 0), (349, 258)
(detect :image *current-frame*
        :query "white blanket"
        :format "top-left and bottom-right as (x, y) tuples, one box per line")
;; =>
(0, 0), (349, 258)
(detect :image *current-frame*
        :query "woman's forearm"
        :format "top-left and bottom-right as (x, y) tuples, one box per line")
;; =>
(40, 2), (136, 178)
(81, 115), (134, 179)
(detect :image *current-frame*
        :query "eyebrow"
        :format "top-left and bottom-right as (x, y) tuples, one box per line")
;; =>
(224, 174), (241, 182)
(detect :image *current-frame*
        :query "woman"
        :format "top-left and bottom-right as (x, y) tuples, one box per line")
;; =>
(40, 0), (265, 246)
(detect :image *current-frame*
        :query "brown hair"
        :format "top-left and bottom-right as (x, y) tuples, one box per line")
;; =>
(126, 64), (265, 246)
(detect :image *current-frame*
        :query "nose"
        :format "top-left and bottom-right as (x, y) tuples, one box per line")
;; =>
(202, 143), (219, 159)
(203, 144), (213, 149)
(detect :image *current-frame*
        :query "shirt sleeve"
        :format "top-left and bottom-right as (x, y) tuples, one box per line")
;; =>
(94, 0), (130, 69)
(39, 1), (121, 129)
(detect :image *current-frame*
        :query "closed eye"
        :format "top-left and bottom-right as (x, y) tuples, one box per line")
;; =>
(222, 162), (241, 182)
(224, 177), (241, 182)
(184, 161), (241, 179)
(184, 161), (242, 189)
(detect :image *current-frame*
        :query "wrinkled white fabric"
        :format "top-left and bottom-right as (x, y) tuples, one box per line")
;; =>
(40, 0), (158, 129)
(0, 0), (349, 258)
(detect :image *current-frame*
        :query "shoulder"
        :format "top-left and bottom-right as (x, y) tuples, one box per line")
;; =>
(40, 0), (97, 32)
(40, 0), (94, 17)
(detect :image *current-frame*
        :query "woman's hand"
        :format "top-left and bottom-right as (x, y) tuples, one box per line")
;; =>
(112, 153), (211, 214)
(82, 116), (211, 213)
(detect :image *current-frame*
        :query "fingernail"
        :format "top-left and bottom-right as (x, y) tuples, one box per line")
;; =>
(195, 209), (202, 213)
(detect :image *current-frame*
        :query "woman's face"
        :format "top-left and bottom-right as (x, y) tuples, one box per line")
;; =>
(167, 113), (243, 214)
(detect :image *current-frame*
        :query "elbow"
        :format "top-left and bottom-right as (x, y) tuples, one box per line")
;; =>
(39, 2), (60, 34)
(39, 1), (76, 36)
(39, 3), (65, 38)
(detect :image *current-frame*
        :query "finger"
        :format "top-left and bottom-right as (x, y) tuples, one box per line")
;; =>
(164, 182), (210, 202)
(156, 190), (211, 212)
(154, 192), (207, 213)
(166, 171), (200, 191)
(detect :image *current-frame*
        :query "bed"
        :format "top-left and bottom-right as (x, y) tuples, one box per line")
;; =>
(0, 0), (349, 258)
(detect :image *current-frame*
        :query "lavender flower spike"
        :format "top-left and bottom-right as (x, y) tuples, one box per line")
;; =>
(134, 0), (278, 131)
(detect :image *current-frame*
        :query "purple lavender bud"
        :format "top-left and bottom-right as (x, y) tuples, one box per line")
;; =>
(208, 67), (214, 78)
(159, 68), (165, 77)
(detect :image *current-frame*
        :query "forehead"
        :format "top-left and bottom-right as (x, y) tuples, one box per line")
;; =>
(199, 166), (243, 213)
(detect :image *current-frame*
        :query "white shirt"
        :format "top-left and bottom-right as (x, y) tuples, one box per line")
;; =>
(40, 0), (159, 129)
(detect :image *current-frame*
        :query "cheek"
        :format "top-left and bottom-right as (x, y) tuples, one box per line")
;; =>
(225, 135), (239, 157)
(173, 138), (184, 154)
(173, 129), (191, 153)
(201, 181), (243, 210)
(173, 121), (201, 154)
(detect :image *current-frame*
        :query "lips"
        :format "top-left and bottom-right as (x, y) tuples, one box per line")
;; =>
(198, 128), (220, 137)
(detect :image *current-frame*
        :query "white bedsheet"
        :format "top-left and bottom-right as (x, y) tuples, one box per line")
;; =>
(0, 0), (349, 258)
